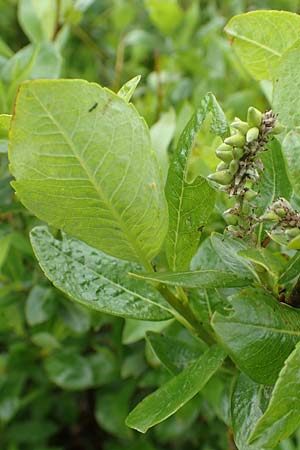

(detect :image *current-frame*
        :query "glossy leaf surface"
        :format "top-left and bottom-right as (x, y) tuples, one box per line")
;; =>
(30, 226), (172, 321)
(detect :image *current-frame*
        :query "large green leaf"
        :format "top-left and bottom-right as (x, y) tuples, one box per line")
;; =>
(281, 130), (300, 197)
(126, 345), (225, 433)
(273, 40), (300, 129)
(249, 342), (300, 448)
(231, 374), (270, 450)
(225, 11), (300, 80)
(165, 93), (228, 271)
(9, 79), (168, 265)
(212, 287), (300, 385)
(255, 139), (292, 215)
(30, 226), (172, 321)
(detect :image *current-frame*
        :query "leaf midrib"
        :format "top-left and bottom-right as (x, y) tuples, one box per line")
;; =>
(225, 28), (281, 57)
(28, 87), (151, 267)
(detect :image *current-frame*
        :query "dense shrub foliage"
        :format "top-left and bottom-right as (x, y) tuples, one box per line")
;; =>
(1, 1), (300, 450)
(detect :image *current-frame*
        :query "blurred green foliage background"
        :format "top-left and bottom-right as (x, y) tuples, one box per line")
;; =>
(0, 1), (300, 449)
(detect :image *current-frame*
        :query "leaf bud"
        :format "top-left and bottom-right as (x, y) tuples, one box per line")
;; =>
(224, 132), (246, 147)
(208, 170), (233, 185)
(246, 127), (259, 143)
(229, 159), (239, 175)
(231, 118), (250, 135)
(233, 147), (244, 160)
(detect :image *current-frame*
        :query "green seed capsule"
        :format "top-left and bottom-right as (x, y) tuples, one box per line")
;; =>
(287, 234), (300, 250)
(286, 228), (300, 238)
(271, 122), (284, 135)
(224, 132), (246, 147)
(274, 208), (286, 218)
(261, 211), (280, 222)
(229, 159), (239, 175)
(246, 127), (259, 143)
(233, 147), (244, 160)
(216, 161), (228, 171)
(244, 189), (258, 201)
(216, 149), (234, 163)
(208, 170), (233, 185)
(216, 143), (233, 152)
(247, 107), (262, 128)
(231, 119), (250, 135)
(223, 211), (238, 225)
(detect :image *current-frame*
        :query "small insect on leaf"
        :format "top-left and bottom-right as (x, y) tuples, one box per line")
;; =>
(88, 102), (98, 112)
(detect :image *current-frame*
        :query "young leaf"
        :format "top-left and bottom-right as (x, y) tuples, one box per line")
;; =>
(273, 40), (300, 129)
(279, 253), (300, 285)
(9, 79), (168, 265)
(255, 139), (292, 215)
(281, 130), (300, 198)
(131, 269), (251, 289)
(146, 331), (204, 374)
(117, 75), (141, 102)
(126, 345), (225, 433)
(225, 11), (300, 80)
(165, 93), (228, 271)
(30, 226), (172, 321)
(191, 233), (256, 280)
(231, 374), (271, 450)
(212, 287), (300, 385)
(248, 342), (300, 448)
(0, 114), (11, 138)
(18, 0), (57, 43)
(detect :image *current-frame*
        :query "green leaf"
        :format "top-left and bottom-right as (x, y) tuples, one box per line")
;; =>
(281, 130), (300, 197)
(0, 114), (11, 139)
(95, 382), (135, 439)
(191, 233), (256, 280)
(122, 319), (171, 345)
(212, 287), (300, 385)
(249, 342), (300, 448)
(255, 139), (292, 214)
(165, 94), (228, 271)
(225, 11), (300, 80)
(239, 247), (285, 285)
(279, 253), (300, 285)
(150, 109), (176, 184)
(131, 269), (251, 289)
(25, 285), (54, 326)
(231, 374), (271, 450)
(145, 0), (183, 35)
(273, 40), (300, 128)
(45, 350), (93, 390)
(146, 331), (204, 374)
(126, 345), (225, 433)
(18, 0), (57, 43)
(30, 226), (172, 321)
(10, 79), (168, 265)
(117, 75), (141, 102)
